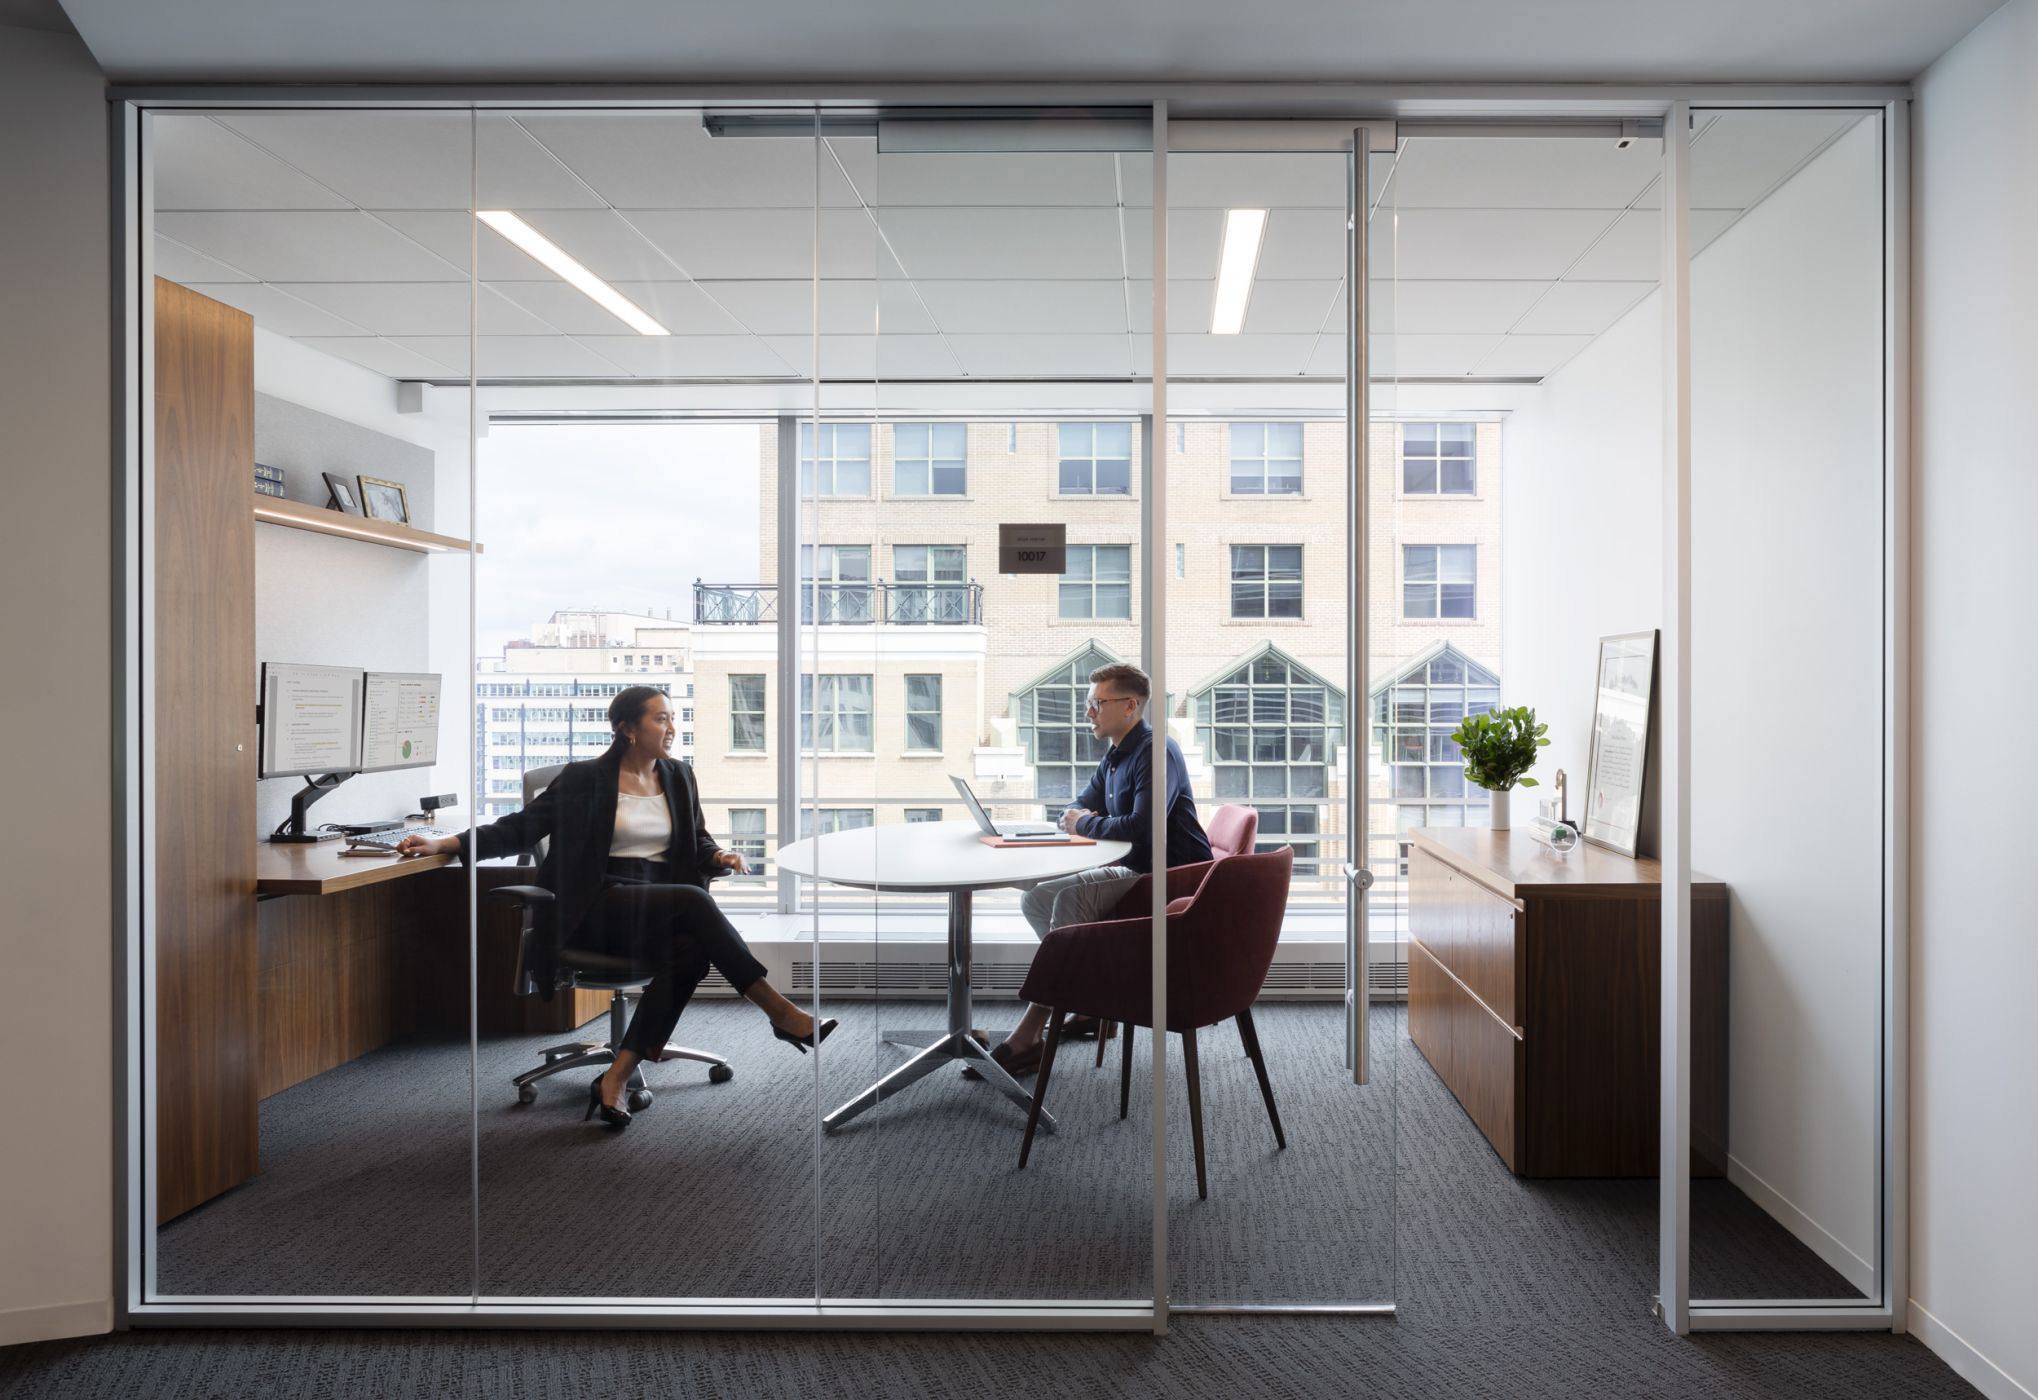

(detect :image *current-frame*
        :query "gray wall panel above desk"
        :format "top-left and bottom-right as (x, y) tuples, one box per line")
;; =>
(256, 391), (435, 532)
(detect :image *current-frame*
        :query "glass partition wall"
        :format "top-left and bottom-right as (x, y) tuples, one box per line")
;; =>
(128, 92), (1902, 1334)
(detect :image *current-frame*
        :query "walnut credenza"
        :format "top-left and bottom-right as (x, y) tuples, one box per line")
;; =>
(1405, 828), (1728, 1178)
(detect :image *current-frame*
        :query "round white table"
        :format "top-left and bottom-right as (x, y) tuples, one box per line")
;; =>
(774, 820), (1134, 1133)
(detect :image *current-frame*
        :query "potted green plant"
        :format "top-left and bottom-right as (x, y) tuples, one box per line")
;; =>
(1449, 706), (1549, 831)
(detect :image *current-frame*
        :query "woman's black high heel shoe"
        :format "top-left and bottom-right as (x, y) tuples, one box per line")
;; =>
(584, 1074), (631, 1130)
(773, 1016), (839, 1053)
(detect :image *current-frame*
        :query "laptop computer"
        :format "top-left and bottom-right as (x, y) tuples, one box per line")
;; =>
(950, 775), (1061, 839)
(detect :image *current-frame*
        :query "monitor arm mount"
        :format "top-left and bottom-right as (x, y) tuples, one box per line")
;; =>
(270, 772), (353, 843)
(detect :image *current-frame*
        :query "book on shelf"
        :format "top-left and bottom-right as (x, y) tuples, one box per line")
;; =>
(253, 479), (286, 498)
(253, 462), (286, 483)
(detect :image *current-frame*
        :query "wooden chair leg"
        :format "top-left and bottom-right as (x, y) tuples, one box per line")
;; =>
(1094, 1019), (1114, 1068)
(1237, 1007), (1286, 1150)
(1119, 1022), (1136, 1120)
(1183, 1026), (1208, 1200)
(1019, 1009), (1066, 1171)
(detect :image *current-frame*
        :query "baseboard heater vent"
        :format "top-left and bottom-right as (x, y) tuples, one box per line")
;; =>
(772, 950), (1408, 1001)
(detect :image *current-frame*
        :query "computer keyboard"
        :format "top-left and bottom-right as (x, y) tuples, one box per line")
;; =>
(346, 826), (453, 852)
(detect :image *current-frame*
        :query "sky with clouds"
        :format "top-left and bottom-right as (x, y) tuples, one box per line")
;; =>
(473, 422), (763, 656)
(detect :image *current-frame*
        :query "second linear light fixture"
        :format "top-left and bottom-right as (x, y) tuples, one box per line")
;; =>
(476, 210), (671, 337)
(1211, 207), (1268, 335)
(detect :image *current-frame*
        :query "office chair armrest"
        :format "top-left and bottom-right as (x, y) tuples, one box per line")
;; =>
(485, 884), (554, 908)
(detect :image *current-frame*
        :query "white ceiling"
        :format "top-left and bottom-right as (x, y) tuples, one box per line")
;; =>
(152, 108), (1864, 384)
(59, 0), (2001, 83)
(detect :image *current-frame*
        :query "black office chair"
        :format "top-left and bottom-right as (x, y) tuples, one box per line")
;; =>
(490, 763), (733, 1111)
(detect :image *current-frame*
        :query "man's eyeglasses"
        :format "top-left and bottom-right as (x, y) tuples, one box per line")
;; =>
(1084, 694), (1137, 714)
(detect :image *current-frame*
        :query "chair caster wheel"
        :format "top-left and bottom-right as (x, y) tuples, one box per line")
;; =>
(516, 1084), (537, 1105)
(709, 1063), (734, 1084)
(628, 1088), (654, 1112)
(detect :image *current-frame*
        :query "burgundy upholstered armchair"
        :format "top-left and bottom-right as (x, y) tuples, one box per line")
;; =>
(1016, 845), (1292, 1199)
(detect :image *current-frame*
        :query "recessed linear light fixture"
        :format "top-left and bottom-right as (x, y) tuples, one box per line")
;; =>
(476, 210), (670, 337)
(1210, 207), (1268, 336)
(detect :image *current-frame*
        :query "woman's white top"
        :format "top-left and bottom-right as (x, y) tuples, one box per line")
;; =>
(610, 791), (673, 860)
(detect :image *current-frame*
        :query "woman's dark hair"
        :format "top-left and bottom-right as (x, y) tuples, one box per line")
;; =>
(603, 684), (668, 758)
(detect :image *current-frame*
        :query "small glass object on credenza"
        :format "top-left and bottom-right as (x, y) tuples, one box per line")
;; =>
(1545, 821), (1580, 857)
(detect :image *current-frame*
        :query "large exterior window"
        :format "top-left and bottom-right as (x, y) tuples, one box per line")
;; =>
(905, 674), (943, 752)
(800, 543), (873, 623)
(1193, 649), (1344, 878)
(1228, 422), (1303, 495)
(905, 807), (943, 824)
(1402, 422), (1477, 495)
(1403, 544), (1477, 619)
(1016, 646), (1116, 804)
(893, 422), (967, 496)
(893, 544), (968, 623)
(1370, 645), (1503, 872)
(726, 808), (768, 881)
(800, 674), (874, 752)
(1056, 422), (1132, 496)
(1059, 545), (1132, 619)
(1229, 545), (1303, 619)
(798, 421), (871, 496)
(800, 808), (875, 837)
(729, 675), (766, 751)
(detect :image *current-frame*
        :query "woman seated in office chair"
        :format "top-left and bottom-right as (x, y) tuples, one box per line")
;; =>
(398, 684), (835, 1131)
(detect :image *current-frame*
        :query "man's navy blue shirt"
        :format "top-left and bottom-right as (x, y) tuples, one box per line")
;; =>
(1069, 719), (1213, 874)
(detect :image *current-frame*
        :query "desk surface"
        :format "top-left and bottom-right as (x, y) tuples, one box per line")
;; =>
(776, 820), (1133, 893)
(254, 825), (455, 896)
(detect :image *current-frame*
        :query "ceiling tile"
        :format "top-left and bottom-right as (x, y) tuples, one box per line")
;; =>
(576, 335), (803, 377)
(877, 207), (1125, 279)
(1167, 333), (1319, 376)
(151, 115), (352, 211)
(1370, 333), (1506, 377)
(1509, 280), (1654, 335)
(1123, 208), (1224, 279)
(1635, 110), (1861, 208)
(1255, 208), (1347, 280)
(868, 151), (1123, 206)
(156, 211), (465, 282)
(274, 281), (558, 337)
(216, 111), (606, 210)
(374, 210), (536, 279)
(1568, 207), (1737, 279)
(154, 234), (257, 283)
(1368, 279), (1549, 334)
(487, 279), (749, 337)
(1126, 279), (1219, 329)
(505, 209), (695, 281)
(1304, 335), (1348, 377)
(178, 282), (365, 337)
(626, 208), (883, 280)
(1474, 334), (1596, 376)
(511, 112), (867, 208)
(294, 337), (466, 378)
(693, 278), (936, 336)
(1166, 152), (1348, 210)
(762, 334), (962, 379)
(1391, 136), (1664, 210)
(1382, 208), (1620, 281)
(391, 335), (634, 378)
(914, 280), (1128, 335)
(945, 334), (1133, 377)
(1241, 278), (1342, 334)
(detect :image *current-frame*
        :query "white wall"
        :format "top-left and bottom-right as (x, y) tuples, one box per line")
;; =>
(1910, 4), (2038, 1395)
(0, 23), (113, 1345)
(1502, 121), (1885, 1293)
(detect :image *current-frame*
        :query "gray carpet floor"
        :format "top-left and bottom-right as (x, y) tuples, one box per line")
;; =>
(1, 1005), (1973, 1399)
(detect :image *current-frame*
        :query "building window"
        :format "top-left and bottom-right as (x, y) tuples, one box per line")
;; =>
(905, 807), (943, 823)
(1059, 545), (1132, 620)
(1016, 646), (1117, 803)
(1402, 422), (1476, 495)
(800, 808), (875, 837)
(730, 675), (766, 751)
(727, 808), (768, 879)
(893, 422), (967, 496)
(1229, 422), (1303, 495)
(800, 674), (874, 752)
(800, 543), (873, 623)
(1175, 542), (1185, 578)
(905, 674), (943, 752)
(1229, 545), (1303, 619)
(1056, 422), (1132, 496)
(1403, 545), (1477, 619)
(798, 421), (872, 496)
(1194, 649), (1346, 878)
(893, 544), (968, 623)
(1372, 647), (1503, 866)
(1007, 423), (1019, 452)
(681, 707), (693, 723)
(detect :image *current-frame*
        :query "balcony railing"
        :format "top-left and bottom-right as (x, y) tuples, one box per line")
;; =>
(694, 581), (984, 626)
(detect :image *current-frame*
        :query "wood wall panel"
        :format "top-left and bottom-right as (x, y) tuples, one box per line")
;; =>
(152, 279), (257, 1221)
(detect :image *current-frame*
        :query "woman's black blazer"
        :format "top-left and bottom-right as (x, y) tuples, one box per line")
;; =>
(459, 753), (724, 946)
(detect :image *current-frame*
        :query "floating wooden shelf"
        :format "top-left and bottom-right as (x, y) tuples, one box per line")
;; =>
(253, 494), (481, 555)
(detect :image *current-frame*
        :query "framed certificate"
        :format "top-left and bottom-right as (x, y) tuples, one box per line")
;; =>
(1583, 630), (1658, 857)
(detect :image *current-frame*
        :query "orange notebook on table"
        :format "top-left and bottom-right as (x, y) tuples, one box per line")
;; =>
(976, 833), (1096, 849)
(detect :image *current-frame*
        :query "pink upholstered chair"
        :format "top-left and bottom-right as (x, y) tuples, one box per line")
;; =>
(1016, 846), (1293, 1199)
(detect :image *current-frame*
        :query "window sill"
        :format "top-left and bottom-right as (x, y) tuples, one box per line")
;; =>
(900, 751), (948, 759)
(1399, 616), (1483, 625)
(1396, 493), (1485, 504)
(1051, 494), (1139, 504)
(1219, 492), (1311, 503)
(801, 751), (878, 759)
(887, 495), (974, 503)
(1224, 616), (1309, 625)
(723, 751), (771, 759)
(1052, 617), (1135, 626)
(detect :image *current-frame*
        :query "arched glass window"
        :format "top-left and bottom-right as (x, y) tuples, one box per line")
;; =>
(1013, 642), (1120, 804)
(1192, 646), (1345, 876)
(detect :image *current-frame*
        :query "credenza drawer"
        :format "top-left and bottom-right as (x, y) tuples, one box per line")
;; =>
(1409, 846), (1521, 1028)
(1409, 938), (1523, 1171)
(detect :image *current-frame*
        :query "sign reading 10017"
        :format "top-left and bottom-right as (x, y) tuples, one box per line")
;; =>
(998, 522), (1068, 575)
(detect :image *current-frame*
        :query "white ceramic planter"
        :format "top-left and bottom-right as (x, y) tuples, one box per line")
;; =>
(1489, 785), (1510, 830)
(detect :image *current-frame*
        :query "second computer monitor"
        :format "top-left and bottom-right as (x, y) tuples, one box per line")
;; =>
(360, 670), (442, 773)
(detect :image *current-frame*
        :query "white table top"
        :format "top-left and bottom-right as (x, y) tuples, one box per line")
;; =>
(775, 820), (1134, 894)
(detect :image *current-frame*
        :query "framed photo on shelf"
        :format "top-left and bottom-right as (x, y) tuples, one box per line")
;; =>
(322, 471), (363, 515)
(1582, 629), (1658, 858)
(357, 475), (410, 525)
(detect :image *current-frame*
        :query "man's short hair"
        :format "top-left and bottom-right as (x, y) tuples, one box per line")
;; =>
(1089, 662), (1151, 702)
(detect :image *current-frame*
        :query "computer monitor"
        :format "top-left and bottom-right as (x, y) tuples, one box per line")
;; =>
(360, 671), (442, 773)
(258, 662), (364, 780)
